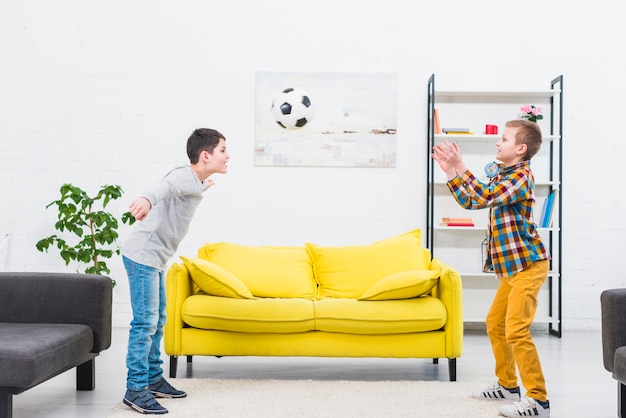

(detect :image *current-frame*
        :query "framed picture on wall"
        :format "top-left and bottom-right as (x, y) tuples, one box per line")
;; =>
(255, 71), (398, 168)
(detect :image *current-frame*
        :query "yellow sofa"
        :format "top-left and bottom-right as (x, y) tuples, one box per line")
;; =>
(164, 229), (463, 381)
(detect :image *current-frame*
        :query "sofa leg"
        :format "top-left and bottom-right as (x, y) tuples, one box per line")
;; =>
(76, 359), (95, 390)
(617, 382), (626, 417)
(187, 356), (193, 363)
(170, 356), (178, 378)
(0, 389), (12, 418)
(432, 358), (438, 364)
(448, 358), (457, 382)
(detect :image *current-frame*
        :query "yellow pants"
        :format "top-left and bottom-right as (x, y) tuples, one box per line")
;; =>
(485, 260), (549, 402)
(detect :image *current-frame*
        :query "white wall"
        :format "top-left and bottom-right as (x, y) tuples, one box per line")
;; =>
(1, 0), (624, 329)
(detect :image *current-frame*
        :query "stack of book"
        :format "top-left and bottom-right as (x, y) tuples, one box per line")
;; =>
(442, 128), (473, 135)
(441, 217), (474, 227)
(433, 109), (473, 135)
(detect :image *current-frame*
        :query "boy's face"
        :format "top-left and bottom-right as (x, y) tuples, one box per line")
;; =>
(496, 127), (526, 166)
(206, 138), (229, 174)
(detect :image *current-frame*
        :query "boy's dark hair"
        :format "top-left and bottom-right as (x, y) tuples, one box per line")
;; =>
(187, 128), (225, 164)
(506, 119), (542, 160)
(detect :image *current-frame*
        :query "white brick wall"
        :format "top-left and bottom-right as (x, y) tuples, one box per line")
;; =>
(1, 0), (625, 329)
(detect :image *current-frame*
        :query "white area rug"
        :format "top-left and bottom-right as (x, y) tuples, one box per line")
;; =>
(106, 378), (506, 417)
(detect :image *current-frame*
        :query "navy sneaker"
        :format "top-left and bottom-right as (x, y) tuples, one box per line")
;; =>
(472, 382), (520, 401)
(123, 389), (168, 415)
(500, 396), (550, 417)
(149, 378), (187, 399)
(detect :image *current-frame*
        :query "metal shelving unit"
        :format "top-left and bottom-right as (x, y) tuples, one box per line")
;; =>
(426, 74), (563, 337)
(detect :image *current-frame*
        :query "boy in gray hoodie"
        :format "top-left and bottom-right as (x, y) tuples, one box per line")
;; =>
(121, 128), (229, 415)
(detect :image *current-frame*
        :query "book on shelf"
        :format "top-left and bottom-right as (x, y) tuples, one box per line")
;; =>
(442, 128), (471, 133)
(433, 108), (442, 134)
(441, 217), (474, 227)
(539, 190), (558, 228)
(444, 132), (474, 135)
(538, 197), (548, 227)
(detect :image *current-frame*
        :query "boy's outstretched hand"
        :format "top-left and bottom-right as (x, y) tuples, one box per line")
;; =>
(432, 140), (465, 180)
(129, 197), (152, 221)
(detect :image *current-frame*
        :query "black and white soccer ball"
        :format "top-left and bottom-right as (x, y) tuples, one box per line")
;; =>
(271, 87), (314, 130)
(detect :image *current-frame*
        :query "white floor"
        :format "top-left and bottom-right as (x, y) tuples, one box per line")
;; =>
(9, 328), (618, 417)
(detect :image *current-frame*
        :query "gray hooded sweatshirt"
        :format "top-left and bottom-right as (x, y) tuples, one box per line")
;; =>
(121, 165), (209, 270)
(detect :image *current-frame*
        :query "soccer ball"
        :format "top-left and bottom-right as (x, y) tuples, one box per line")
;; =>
(271, 88), (314, 129)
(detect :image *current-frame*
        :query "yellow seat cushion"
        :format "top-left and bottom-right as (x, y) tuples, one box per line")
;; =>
(197, 243), (316, 299)
(306, 229), (431, 299)
(180, 256), (255, 299)
(314, 297), (446, 334)
(181, 294), (316, 333)
(358, 269), (439, 301)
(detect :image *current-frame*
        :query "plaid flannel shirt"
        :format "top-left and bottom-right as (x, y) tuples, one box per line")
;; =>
(446, 161), (550, 279)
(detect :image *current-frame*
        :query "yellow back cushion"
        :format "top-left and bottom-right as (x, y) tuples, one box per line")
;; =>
(180, 256), (255, 299)
(306, 229), (431, 299)
(197, 243), (316, 299)
(358, 269), (439, 301)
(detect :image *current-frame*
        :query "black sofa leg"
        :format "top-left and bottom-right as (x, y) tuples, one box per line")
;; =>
(76, 358), (95, 390)
(448, 358), (457, 382)
(0, 390), (12, 418)
(170, 356), (178, 378)
(617, 382), (626, 417)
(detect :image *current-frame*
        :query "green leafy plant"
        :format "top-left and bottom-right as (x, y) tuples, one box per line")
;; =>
(36, 184), (136, 280)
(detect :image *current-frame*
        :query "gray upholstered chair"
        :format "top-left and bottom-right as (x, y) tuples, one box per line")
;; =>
(0, 272), (112, 418)
(601, 288), (626, 417)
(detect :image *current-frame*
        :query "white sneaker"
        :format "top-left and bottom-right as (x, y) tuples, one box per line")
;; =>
(499, 396), (550, 417)
(472, 382), (521, 401)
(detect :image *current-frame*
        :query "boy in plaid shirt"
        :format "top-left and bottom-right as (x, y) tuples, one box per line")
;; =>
(432, 119), (551, 417)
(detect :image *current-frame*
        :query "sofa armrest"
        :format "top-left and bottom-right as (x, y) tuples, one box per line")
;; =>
(164, 262), (193, 356)
(430, 257), (463, 358)
(601, 288), (626, 373)
(0, 272), (112, 353)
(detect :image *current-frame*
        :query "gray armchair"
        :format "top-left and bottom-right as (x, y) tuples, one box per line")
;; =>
(601, 288), (626, 417)
(0, 272), (112, 418)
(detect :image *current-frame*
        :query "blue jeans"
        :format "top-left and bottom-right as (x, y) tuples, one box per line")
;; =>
(123, 256), (166, 391)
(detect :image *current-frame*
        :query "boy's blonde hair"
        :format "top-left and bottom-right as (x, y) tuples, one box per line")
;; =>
(506, 119), (542, 160)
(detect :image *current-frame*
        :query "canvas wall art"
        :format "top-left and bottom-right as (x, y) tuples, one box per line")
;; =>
(255, 71), (398, 168)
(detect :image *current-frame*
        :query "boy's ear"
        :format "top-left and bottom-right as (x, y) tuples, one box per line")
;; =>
(517, 143), (527, 156)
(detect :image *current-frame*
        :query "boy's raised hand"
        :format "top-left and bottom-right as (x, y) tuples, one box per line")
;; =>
(129, 197), (152, 221)
(433, 140), (463, 179)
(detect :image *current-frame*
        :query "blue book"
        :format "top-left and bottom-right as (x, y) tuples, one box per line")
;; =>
(540, 191), (558, 228)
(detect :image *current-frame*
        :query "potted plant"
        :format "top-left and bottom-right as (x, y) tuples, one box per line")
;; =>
(36, 183), (135, 283)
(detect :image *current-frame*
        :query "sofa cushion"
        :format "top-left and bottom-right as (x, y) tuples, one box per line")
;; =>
(314, 296), (446, 334)
(180, 256), (255, 299)
(358, 269), (439, 301)
(181, 295), (316, 333)
(197, 243), (316, 299)
(0, 323), (93, 388)
(306, 229), (431, 299)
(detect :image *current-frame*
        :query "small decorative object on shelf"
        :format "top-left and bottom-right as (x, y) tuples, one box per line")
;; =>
(485, 124), (498, 134)
(520, 104), (543, 123)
